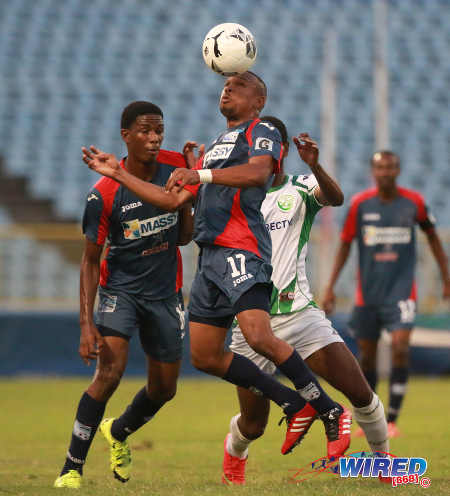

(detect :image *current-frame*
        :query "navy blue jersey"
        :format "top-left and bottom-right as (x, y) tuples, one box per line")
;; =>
(185, 119), (282, 263)
(82, 150), (186, 298)
(341, 187), (435, 305)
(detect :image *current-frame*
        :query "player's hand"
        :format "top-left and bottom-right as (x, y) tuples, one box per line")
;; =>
(443, 279), (450, 300)
(82, 146), (121, 179)
(293, 133), (319, 169)
(183, 141), (205, 169)
(166, 168), (200, 193)
(322, 287), (336, 315)
(79, 323), (105, 366)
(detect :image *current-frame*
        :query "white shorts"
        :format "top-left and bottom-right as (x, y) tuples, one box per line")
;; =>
(230, 306), (344, 375)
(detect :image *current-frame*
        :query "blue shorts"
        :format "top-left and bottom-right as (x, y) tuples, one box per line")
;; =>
(96, 288), (185, 362)
(188, 245), (272, 327)
(348, 299), (416, 340)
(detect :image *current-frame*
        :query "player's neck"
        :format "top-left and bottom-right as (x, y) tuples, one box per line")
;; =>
(124, 156), (157, 181)
(377, 185), (398, 202)
(226, 111), (259, 128)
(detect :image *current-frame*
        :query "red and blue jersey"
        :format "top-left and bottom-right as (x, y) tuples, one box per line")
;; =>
(341, 186), (435, 306)
(185, 119), (282, 263)
(82, 150), (186, 298)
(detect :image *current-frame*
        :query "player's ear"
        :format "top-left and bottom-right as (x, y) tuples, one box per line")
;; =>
(121, 128), (130, 144)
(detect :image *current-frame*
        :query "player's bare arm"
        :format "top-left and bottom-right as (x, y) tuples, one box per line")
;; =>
(293, 133), (344, 206)
(82, 146), (193, 211)
(424, 227), (450, 299)
(79, 239), (105, 366)
(177, 202), (194, 246)
(166, 154), (276, 193)
(322, 240), (352, 314)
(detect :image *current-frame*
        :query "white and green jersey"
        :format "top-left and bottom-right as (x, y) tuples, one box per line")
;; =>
(263, 174), (323, 315)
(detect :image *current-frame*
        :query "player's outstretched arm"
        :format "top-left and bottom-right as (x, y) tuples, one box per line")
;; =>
(79, 239), (105, 366)
(293, 133), (344, 206)
(424, 228), (450, 299)
(322, 241), (352, 314)
(165, 155), (275, 192)
(82, 146), (193, 211)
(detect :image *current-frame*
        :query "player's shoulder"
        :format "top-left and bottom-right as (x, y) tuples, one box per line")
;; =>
(397, 186), (426, 206)
(253, 119), (282, 140)
(350, 187), (378, 207)
(89, 175), (120, 200)
(156, 149), (186, 169)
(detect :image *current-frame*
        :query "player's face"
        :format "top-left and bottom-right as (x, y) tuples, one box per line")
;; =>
(371, 153), (400, 189)
(219, 74), (265, 121)
(121, 114), (164, 164)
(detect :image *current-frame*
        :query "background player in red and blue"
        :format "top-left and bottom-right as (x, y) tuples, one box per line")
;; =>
(54, 101), (193, 489)
(82, 72), (352, 460)
(323, 150), (450, 438)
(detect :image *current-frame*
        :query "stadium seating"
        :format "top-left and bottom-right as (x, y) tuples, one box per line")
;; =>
(0, 0), (448, 305)
(0, 0), (449, 224)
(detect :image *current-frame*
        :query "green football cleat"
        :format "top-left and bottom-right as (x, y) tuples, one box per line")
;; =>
(100, 418), (131, 483)
(53, 470), (81, 489)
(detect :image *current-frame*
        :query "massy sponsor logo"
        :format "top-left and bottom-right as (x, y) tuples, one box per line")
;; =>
(122, 212), (178, 240)
(121, 201), (142, 212)
(288, 451), (430, 488)
(363, 225), (411, 246)
(266, 219), (293, 232)
(203, 144), (235, 167)
(277, 194), (296, 212)
(363, 212), (381, 221)
(339, 452), (430, 488)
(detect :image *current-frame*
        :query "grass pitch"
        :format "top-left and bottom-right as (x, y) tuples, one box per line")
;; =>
(1, 376), (449, 495)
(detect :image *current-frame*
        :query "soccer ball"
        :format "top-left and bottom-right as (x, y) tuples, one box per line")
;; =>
(202, 23), (257, 76)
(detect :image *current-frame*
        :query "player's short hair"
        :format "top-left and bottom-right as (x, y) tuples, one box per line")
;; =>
(260, 115), (288, 144)
(371, 150), (400, 167)
(246, 71), (267, 98)
(121, 101), (163, 129)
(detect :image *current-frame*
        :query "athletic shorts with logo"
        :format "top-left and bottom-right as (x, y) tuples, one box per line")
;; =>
(188, 245), (273, 321)
(96, 288), (185, 362)
(230, 306), (343, 375)
(348, 299), (416, 339)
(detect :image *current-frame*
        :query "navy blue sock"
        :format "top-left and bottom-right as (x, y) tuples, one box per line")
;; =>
(111, 387), (164, 442)
(364, 369), (378, 392)
(387, 367), (408, 423)
(277, 351), (336, 414)
(223, 353), (305, 415)
(61, 392), (106, 476)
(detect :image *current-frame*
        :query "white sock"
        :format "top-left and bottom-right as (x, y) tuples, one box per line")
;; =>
(354, 393), (390, 453)
(227, 414), (250, 459)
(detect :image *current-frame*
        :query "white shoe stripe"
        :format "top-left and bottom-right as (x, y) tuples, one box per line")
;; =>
(290, 428), (305, 432)
(342, 429), (351, 434)
(295, 417), (312, 421)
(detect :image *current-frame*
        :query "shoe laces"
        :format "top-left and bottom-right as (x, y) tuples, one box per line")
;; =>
(112, 440), (130, 463)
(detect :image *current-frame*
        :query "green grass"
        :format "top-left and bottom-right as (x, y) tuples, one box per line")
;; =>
(1, 376), (449, 495)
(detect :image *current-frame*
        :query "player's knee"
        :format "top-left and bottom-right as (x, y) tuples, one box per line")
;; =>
(240, 418), (267, 440)
(95, 364), (124, 392)
(392, 342), (409, 364)
(190, 353), (221, 375)
(244, 329), (274, 356)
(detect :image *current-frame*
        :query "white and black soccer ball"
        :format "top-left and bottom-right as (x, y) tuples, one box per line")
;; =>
(202, 23), (257, 76)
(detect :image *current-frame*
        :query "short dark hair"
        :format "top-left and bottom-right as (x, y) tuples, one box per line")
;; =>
(260, 115), (288, 144)
(246, 71), (267, 98)
(121, 101), (163, 129)
(371, 150), (400, 167)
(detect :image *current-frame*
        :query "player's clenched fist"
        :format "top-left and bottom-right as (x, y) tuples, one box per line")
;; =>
(166, 168), (200, 193)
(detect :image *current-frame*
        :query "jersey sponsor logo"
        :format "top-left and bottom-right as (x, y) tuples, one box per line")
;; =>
(363, 212), (381, 221)
(122, 212), (178, 240)
(73, 420), (92, 441)
(203, 143), (235, 167)
(277, 194), (295, 212)
(255, 137), (273, 151)
(121, 201), (143, 212)
(87, 193), (98, 202)
(363, 226), (411, 246)
(141, 241), (169, 256)
(266, 219), (293, 231)
(221, 131), (240, 143)
(279, 291), (295, 302)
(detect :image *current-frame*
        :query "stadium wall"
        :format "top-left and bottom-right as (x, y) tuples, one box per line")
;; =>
(1, 311), (448, 377)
